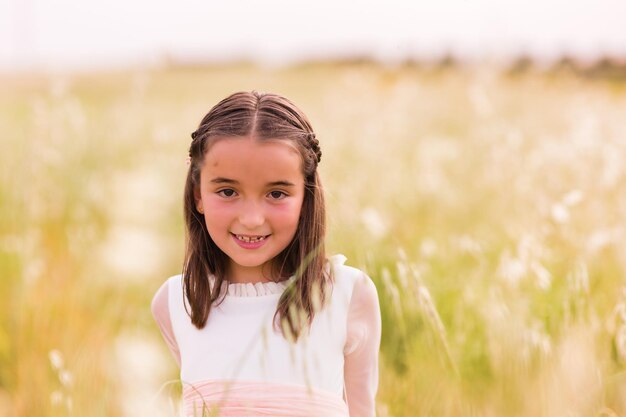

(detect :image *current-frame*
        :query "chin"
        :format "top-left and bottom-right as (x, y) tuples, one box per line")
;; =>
(234, 260), (266, 268)
(229, 255), (271, 268)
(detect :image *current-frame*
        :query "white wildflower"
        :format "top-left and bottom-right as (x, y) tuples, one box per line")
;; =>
(568, 262), (589, 294)
(419, 238), (437, 258)
(562, 189), (583, 206)
(531, 261), (552, 290)
(59, 370), (74, 387)
(360, 208), (388, 239)
(587, 228), (616, 253)
(395, 261), (409, 290)
(65, 397), (73, 413)
(454, 235), (482, 255)
(50, 390), (64, 405)
(48, 349), (64, 370)
(497, 252), (526, 286)
(551, 203), (570, 224)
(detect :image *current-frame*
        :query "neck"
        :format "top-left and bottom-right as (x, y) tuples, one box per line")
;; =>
(226, 261), (276, 284)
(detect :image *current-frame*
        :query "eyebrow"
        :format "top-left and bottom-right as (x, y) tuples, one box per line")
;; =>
(210, 177), (239, 185)
(210, 177), (296, 187)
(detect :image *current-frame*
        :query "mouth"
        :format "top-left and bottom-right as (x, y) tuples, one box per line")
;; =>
(231, 233), (270, 243)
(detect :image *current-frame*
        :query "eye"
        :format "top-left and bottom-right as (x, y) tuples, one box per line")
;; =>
(268, 190), (287, 200)
(217, 189), (237, 198)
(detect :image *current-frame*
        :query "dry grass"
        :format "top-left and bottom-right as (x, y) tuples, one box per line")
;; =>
(1, 62), (625, 416)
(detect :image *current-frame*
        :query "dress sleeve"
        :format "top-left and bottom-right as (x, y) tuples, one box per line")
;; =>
(343, 273), (382, 417)
(151, 280), (181, 367)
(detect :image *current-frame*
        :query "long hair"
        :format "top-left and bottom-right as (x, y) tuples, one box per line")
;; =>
(183, 91), (329, 340)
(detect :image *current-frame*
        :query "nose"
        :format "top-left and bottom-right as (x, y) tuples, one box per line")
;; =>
(238, 199), (265, 230)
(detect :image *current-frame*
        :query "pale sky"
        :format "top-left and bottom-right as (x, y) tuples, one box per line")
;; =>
(1, 0), (625, 72)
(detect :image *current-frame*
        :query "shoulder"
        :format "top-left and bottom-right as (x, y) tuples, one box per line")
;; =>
(327, 255), (378, 304)
(150, 274), (182, 322)
(328, 254), (364, 282)
(151, 274), (182, 301)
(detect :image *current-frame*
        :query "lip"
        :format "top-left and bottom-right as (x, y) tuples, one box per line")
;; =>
(230, 233), (270, 249)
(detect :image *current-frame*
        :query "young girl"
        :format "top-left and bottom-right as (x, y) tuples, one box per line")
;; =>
(151, 91), (381, 417)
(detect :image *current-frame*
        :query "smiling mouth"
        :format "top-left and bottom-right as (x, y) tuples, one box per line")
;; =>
(231, 233), (270, 243)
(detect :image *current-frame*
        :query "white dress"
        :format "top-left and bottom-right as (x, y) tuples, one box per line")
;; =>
(151, 255), (381, 417)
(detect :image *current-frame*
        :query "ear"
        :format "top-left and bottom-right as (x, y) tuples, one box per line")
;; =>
(193, 186), (204, 214)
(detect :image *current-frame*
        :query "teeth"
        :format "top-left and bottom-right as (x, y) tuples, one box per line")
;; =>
(235, 234), (266, 243)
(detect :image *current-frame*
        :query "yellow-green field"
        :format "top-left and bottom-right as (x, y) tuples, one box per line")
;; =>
(1, 62), (626, 416)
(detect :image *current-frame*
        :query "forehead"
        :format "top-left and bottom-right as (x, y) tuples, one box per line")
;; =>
(201, 137), (304, 183)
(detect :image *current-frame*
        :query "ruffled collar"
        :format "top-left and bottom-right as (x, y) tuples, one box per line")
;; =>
(208, 276), (293, 297)
(208, 254), (347, 298)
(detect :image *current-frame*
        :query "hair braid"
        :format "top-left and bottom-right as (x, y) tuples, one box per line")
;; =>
(306, 132), (322, 164)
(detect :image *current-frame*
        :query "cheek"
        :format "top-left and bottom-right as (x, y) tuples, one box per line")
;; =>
(203, 198), (234, 222)
(272, 198), (303, 226)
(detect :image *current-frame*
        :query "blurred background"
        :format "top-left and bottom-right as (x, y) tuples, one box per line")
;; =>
(1, 1), (626, 416)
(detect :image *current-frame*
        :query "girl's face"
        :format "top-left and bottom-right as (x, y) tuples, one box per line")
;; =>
(194, 137), (305, 283)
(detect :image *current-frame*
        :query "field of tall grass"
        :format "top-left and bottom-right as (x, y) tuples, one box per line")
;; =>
(1, 62), (625, 416)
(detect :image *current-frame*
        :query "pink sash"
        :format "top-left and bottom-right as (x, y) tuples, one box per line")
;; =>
(183, 380), (350, 417)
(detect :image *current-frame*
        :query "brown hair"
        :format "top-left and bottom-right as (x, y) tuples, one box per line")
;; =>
(183, 91), (329, 340)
